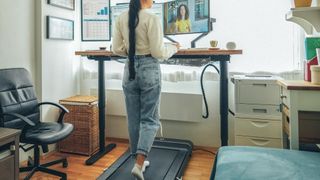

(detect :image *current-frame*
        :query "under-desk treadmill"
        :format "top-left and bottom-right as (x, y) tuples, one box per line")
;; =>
(97, 138), (193, 180)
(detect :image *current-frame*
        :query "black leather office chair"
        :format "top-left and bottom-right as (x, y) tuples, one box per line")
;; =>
(0, 68), (74, 180)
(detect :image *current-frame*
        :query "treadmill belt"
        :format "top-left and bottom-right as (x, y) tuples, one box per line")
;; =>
(99, 147), (187, 180)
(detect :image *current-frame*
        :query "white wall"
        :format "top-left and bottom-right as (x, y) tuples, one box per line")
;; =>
(39, 0), (81, 117)
(0, 0), (36, 83)
(37, 0), (81, 152)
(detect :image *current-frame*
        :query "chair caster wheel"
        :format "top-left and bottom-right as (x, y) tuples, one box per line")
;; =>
(62, 161), (68, 168)
(27, 156), (34, 167)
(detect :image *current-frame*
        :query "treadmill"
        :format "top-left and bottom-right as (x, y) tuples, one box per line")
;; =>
(97, 138), (193, 180)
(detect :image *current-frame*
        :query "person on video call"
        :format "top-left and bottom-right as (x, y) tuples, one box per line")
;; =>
(175, 4), (191, 33)
(112, 0), (179, 179)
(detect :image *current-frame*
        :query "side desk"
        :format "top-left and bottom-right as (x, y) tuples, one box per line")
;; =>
(278, 80), (320, 150)
(75, 49), (242, 164)
(0, 128), (21, 180)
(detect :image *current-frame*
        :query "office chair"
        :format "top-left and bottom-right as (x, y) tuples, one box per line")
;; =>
(0, 68), (74, 180)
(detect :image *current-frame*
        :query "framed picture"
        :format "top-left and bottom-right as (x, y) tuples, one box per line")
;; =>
(48, 0), (75, 10)
(81, 0), (111, 41)
(46, 16), (74, 40)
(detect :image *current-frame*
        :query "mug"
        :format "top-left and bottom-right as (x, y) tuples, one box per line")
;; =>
(226, 42), (236, 50)
(210, 40), (218, 47)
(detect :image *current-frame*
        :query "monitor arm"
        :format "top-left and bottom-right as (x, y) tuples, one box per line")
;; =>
(191, 18), (216, 48)
(164, 18), (216, 48)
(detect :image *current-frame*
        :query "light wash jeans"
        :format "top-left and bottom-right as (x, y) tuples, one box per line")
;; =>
(122, 56), (161, 157)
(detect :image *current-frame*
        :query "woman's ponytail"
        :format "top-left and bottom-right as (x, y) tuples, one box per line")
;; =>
(128, 0), (141, 80)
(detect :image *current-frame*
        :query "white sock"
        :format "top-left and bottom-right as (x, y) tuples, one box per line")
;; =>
(131, 163), (144, 180)
(142, 160), (150, 173)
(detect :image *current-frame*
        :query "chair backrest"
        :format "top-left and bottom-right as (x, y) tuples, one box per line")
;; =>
(0, 68), (40, 129)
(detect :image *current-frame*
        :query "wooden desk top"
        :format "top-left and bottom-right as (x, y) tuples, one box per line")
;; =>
(277, 80), (320, 91)
(0, 128), (20, 142)
(75, 49), (243, 57)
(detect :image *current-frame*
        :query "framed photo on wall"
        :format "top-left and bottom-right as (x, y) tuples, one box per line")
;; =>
(46, 16), (74, 40)
(48, 0), (75, 10)
(81, 0), (111, 41)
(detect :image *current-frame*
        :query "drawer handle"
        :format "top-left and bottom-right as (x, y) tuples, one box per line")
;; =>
(252, 83), (267, 87)
(252, 109), (267, 113)
(280, 94), (287, 99)
(250, 138), (270, 146)
(250, 121), (270, 128)
(10, 145), (15, 151)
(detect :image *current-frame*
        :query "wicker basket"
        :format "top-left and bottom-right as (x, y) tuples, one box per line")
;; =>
(58, 95), (99, 156)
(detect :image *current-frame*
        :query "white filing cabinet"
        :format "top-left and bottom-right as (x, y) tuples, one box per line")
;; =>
(233, 75), (283, 148)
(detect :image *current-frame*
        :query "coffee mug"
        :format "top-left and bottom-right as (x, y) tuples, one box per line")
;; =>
(210, 40), (218, 47)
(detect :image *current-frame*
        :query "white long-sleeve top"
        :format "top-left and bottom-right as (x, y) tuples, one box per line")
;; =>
(112, 9), (177, 60)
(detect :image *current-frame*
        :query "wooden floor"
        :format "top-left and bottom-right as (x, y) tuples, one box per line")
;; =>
(20, 140), (216, 180)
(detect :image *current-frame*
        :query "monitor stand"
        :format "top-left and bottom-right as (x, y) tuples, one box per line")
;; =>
(164, 18), (216, 48)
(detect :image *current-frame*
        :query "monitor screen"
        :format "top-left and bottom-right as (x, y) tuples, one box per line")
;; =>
(164, 0), (210, 35)
(111, 3), (164, 31)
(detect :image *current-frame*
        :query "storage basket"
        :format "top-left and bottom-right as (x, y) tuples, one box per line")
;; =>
(58, 95), (99, 156)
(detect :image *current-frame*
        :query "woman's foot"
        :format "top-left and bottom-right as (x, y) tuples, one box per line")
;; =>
(131, 163), (144, 180)
(142, 160), (150, 172)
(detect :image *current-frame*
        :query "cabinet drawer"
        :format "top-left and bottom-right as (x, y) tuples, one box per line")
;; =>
(0, 155), (14, 180)
(235, 136), (282, 148)
(281, 87), (290, 107)
(236, 104), (281, 119)
(235, 118), (282, 138)
(238, 84), (280, 105)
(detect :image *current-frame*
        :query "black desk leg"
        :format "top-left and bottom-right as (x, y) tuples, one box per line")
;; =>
(220, 60), (229, 146)
(86, 59), (116, 165)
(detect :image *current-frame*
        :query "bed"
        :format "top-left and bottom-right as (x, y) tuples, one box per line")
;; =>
(210, 146), (320, 180)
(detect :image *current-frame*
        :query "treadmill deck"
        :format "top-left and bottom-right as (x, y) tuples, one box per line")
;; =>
(98, 138), (193, 180)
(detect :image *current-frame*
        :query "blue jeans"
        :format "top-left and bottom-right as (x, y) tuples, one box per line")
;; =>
(122, 56), (161, 157)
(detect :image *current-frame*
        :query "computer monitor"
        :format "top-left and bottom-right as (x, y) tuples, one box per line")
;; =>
(164, 0), (210, 35)
(111, 3), (164, 31)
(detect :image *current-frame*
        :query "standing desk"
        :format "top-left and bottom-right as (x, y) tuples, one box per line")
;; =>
(75, 49), (242, 165)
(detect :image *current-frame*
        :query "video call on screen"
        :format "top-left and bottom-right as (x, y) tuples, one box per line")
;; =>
(164, 0), (209, 35)
(111, 0), (210, 35)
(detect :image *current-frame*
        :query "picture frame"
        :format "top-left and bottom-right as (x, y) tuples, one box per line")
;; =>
(81, 0), (111, 41)
(46, 16), (74, 40)
(48, 0), (75, 10)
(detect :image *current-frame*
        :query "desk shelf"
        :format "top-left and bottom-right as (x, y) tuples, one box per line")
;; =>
(286, 7), (320, 35)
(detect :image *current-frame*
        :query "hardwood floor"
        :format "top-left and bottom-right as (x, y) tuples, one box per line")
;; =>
(19, 140), (216, 180)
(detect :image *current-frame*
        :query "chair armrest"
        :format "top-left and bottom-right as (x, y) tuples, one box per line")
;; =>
(37, 102), (69, 123)
(2, 112), (36, 126)
(37, 102), (69, 113)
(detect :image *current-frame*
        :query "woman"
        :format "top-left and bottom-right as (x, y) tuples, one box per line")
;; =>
(112, 0), (179, 179)
(175, 4), (191, 33)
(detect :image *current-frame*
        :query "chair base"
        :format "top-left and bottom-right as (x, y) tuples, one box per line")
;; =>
(20, 144), (68, 180)
(20, 157), (68, 180)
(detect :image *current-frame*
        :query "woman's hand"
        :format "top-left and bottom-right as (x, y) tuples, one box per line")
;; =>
(174, 43), (181, 49)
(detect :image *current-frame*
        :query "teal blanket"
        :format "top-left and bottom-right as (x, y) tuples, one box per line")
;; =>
(211, 146), (320, 180)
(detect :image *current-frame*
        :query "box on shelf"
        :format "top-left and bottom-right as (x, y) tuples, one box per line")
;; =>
(305, 37), (320, 81)
(58, 95), (99, 156)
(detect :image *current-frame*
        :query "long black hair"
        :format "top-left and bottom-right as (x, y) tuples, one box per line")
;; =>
(177, 4), (189, 21)
(128, 0), (141, 80)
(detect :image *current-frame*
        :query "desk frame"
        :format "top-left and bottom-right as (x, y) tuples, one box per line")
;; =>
(76, 50), (242, 165)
